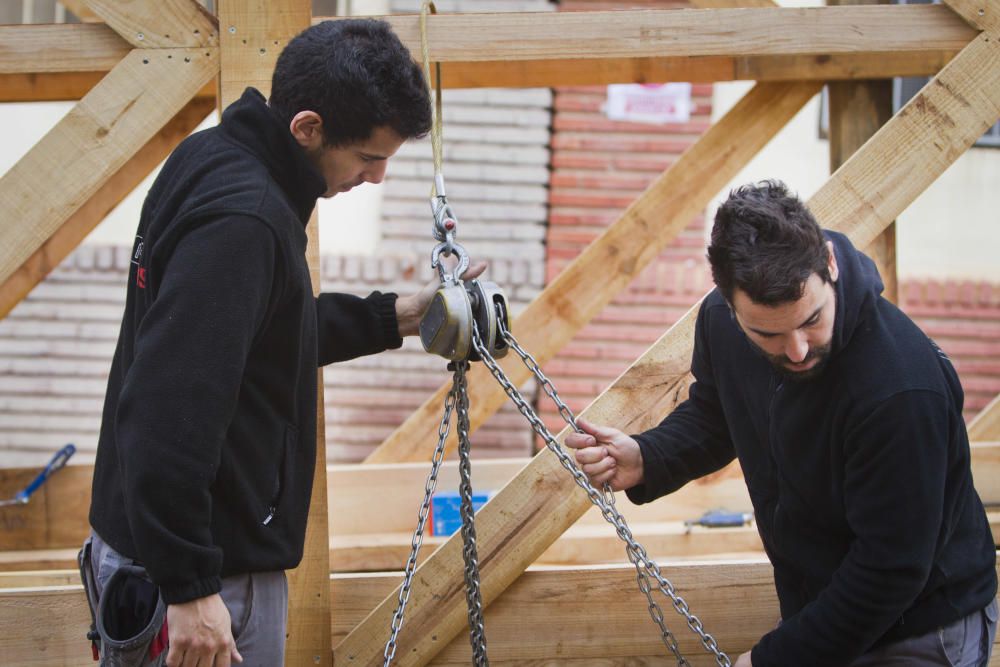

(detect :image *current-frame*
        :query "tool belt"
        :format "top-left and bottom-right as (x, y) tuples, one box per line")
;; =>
(78, 540), (169, 666)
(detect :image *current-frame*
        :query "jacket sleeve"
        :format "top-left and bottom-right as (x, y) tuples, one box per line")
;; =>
(315, 291), (402, 366)
(626, 300), (736, 505)
(751, 389), (952, 667)
(114, 217), (278, 604)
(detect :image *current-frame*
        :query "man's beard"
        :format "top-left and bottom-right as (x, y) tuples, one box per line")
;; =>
(749, 340), (833, 382)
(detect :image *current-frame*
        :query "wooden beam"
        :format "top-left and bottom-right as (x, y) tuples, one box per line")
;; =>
(943, 0), (1000, 33)
(85, 0), (218, 49)
(0, 24), (130, 74)
(971, 396), (1000, 441)
(3, 441), (998, 558)
(216, 1), (328, 664)
(0, 560), (780, 665)
(6, 561), (1000, 665)
(313, 6), (975, 62)
(0, 22), (962, 94)
(60, 0), (102, 22)
(341, 29), (1000, 664)
(0, 48), (218, 314)
(0, 73), (216, 103)
(828, 0), (897, 304)
(367, 79), (818, 464)
(0, 95), (215, 319)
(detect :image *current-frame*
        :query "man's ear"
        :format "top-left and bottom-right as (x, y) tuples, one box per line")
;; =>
(826, 240), (840, 282)
(289, 111), (324, 150)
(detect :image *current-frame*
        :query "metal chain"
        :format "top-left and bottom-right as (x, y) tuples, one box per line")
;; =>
(473, 317), (732, 667)
(383, 369), (462, 665)
(454, 361), (490, 665)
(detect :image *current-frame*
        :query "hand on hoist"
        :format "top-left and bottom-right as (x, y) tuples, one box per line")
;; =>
(564, 417), (645, 492)
(396, 259), (487, 337)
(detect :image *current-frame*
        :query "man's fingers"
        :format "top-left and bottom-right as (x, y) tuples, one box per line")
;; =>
(576, 417), (624, 443)
(463, 260), (488, 280)
(231, 647), (243, 664)
(564, 432), (596, 450)
(573, 445), (606, 465)
(581, 455), (616, 480)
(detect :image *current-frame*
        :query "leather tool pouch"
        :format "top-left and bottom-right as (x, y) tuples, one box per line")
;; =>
(79, 541), (168, 666)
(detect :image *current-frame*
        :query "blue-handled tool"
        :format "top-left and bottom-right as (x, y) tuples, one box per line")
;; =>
(684, 509), (753, 534)
(0, 444), (76, 507)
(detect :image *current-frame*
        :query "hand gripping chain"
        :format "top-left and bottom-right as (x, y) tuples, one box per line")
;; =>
(472, 310), (733, 667)
(385, 302), (732, 666)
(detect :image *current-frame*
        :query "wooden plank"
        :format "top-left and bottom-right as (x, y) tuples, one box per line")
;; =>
(0, 47), (218, 309)
(216, 1), (327, 664)
(3, 441), (997, 555)
(0, 74), (215, 103)
(828, 0), (897, 304)
(10, 500), (1000, 577)
(316, 6), (976, 63)
(943, 0), (1000, 33)
(85, 0), (218, 49)
(0, 95), (215, 319)
(366, 79), (818, 464)
(0, 24), (960, 90)
(10, 561), (1000, 666)
(343, 30), (1000, 664)
(971, 395), (1000, 441)
(0, 24), (129, 74)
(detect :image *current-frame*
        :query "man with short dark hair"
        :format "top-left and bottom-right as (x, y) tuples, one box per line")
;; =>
(83, 19), (471, 666)
(567, 180), (997, 666)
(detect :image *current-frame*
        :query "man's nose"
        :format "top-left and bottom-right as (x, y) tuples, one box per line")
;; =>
(365, 161), (387, 185)
(785, 332), (809, 363)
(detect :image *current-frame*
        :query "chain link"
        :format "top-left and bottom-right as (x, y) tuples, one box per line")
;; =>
(476, 316), (732, 667)
(382, 369), (461, 665)
(454, 361), (490, 665)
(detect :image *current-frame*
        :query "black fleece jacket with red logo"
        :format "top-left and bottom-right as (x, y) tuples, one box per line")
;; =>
(626, 232), (996, 666)
(90, 88), (403, 604)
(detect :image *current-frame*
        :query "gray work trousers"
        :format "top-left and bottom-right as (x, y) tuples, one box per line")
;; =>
(851, 599), (999, 667)
(87, 531), (288, 667)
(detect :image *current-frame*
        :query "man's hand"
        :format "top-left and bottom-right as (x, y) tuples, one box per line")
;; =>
(734, 650), (752, 667)
(395, 260), (488, 337)
(166, 593), (242, 667)
(564, 417), (644, 491)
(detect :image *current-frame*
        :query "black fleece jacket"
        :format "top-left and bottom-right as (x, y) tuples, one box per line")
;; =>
(89, 88), (403, 604)
(626, 232), (996, 666)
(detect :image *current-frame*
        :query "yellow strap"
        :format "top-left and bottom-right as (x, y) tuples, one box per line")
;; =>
(420, 1), (444, 197)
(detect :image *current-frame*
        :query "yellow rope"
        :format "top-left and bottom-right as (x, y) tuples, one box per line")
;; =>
(420, 1), (444, 197)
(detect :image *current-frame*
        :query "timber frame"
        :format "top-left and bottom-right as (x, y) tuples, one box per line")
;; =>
(0, 0), (999, 664)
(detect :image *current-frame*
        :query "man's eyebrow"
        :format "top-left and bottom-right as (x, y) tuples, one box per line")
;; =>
(746, 303), (824, 337)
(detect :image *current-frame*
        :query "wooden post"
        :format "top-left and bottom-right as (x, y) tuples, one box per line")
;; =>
(215, 2), (330, 664)
(828, 0), (898, 303)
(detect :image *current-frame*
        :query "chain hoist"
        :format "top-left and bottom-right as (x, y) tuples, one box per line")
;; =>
(382, 2), (730, 665)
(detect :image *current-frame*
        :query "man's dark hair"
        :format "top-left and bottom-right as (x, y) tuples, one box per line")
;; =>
(707, 180), (831, 306)
(269, 19), (432, 147)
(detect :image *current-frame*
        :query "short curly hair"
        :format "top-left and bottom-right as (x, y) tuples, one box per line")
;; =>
(269, 19), (432, 147)
(707, 180), (831, 306)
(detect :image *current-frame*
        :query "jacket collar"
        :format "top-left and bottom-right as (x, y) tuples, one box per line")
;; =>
(219, 87), (327, 224)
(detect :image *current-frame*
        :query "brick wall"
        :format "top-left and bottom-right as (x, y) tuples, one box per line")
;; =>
(538, 0), (712, 439)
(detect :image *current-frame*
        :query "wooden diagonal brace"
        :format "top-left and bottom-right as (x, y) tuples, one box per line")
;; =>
(85, 0), (218, 48)
(943, 0), (1000, 33)
(0, 48), (218, 317)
